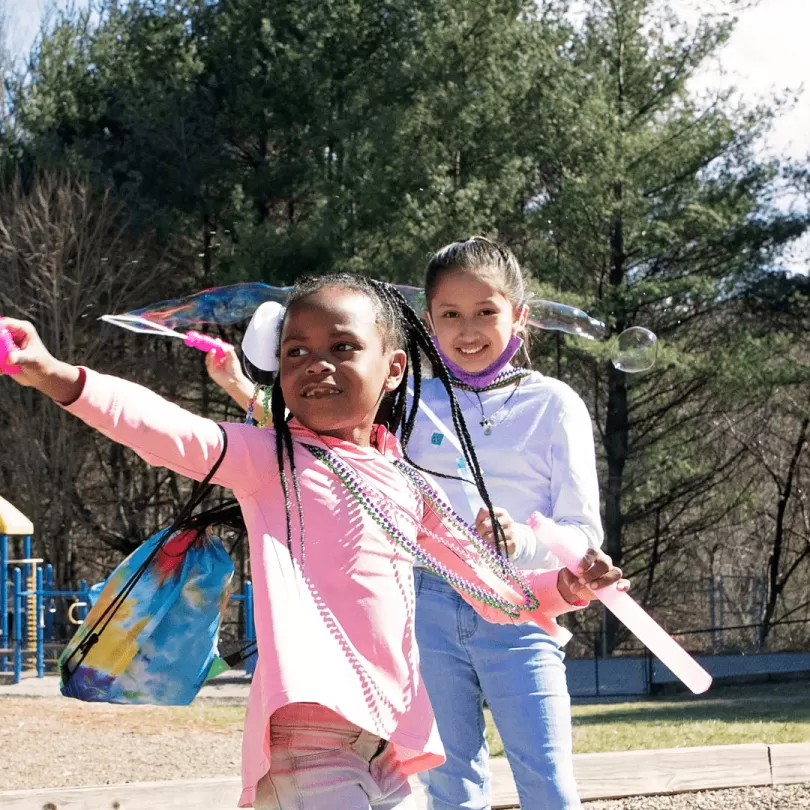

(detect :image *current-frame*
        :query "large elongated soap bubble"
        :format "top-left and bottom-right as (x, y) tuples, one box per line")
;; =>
(109, 282), (657, 372)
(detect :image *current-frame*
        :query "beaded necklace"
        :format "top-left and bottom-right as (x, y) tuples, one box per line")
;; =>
(245, 384), (260, 425)
(245, 384), (273, 428)
(304, 444), (539, 617)
(449, 366), (532, 393)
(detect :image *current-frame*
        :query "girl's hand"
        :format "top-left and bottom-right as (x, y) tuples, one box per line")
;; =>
(205, 344), (248, 394)
(557, 548), (630, 605)
(0, 318), (83, 401)
(206, 344), (262, 417)
(475, 506), (520, 557)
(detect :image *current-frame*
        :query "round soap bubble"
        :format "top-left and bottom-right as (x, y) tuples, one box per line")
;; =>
(612, 327), (657, 373)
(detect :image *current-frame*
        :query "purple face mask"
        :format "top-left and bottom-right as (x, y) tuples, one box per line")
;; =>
(432, 334), (523, 389)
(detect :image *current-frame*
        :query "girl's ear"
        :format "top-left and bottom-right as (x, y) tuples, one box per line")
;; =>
(385, 348), (408, 392)
(513, 304), (529, 334)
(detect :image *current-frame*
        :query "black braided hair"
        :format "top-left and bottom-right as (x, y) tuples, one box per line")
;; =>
(270, 374), (305, 566)
(269, 273), (507, 558)
(369, 281), (507, 554)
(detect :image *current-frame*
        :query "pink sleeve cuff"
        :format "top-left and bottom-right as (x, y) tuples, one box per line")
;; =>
(60, 367), (105, 417)
(57, 366), (87, 406)
(523, 569), (587, 616)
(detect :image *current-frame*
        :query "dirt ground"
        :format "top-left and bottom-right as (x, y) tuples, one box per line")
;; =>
(1, 696), (243, 791)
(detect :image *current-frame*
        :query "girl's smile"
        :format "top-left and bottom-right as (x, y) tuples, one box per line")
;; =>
(457, 345), (488, 357)
(301, 384), (342, 398)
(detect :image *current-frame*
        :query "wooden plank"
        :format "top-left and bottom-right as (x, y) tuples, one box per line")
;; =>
(574, 744), (772, 800)
(0, 774), (500, 810)
(491, 757), (520, 808)
(446, 745), (776, 805)
(0, 777), (242, 810)
(0, 778), (434, 810)
(770, 742), (810, 786)
(443, 745), (776, 805)
(409, 758), (518, 808)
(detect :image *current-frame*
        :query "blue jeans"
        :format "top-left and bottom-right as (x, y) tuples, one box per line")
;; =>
(415, 570), (580, 810)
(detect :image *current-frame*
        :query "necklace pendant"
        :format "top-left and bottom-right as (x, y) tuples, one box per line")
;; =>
(482, 420), (493, 436)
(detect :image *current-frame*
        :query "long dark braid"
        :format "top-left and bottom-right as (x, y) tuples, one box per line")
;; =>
(270, 375), (305, 566)
(268, 273), (507, 559)
(368, 280), (507, 555)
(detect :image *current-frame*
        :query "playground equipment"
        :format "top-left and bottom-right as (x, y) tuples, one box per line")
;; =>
(0, 496), (39, 681)
(1, 495), (256, 686)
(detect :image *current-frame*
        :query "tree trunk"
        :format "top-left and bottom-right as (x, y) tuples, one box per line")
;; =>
(759, 415), (809, 646)
(602, 12), (627, 650)
(603, 362), (629, 651)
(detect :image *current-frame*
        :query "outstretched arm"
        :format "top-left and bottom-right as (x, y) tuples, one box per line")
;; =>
(1, 318), (270, 493)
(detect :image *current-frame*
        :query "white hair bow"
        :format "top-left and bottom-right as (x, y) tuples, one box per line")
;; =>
(241, 301), (285, 373)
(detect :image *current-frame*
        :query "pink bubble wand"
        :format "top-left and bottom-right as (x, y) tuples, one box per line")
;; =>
(100, 314), (231, 357)
(528, 513), (712, 694)
(0, 323), (21, 374)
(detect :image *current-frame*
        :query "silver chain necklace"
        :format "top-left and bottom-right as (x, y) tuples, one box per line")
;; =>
(466, 379), (524, 436)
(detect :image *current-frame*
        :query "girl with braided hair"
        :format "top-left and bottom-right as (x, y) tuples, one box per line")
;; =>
(0, 270), (623, 809)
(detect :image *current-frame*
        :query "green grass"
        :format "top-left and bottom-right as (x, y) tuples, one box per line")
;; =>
(485, 682), (810, 757)
(181, 682), (810, 755)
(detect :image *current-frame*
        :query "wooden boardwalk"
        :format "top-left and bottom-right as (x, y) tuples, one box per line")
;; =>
(2, 742), (808, 809)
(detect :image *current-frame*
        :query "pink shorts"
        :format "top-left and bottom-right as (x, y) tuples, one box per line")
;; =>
(254, 703), (416, 810)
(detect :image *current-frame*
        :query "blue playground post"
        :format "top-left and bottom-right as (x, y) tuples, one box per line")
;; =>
(12, 567), (21, 684)
(79, 580), (89, 621)
(244, 580), (256, 676)
(44, 564), (54, 642)
(36, 567), (44, 678)
(1, 534), (8, 673)
(0, 499), (36, 677)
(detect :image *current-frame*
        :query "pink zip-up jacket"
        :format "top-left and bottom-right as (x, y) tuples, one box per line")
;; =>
(64, 369), (581, 806)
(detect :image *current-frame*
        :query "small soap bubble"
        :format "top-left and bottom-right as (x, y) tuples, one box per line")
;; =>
(612, 327), (657, 373)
